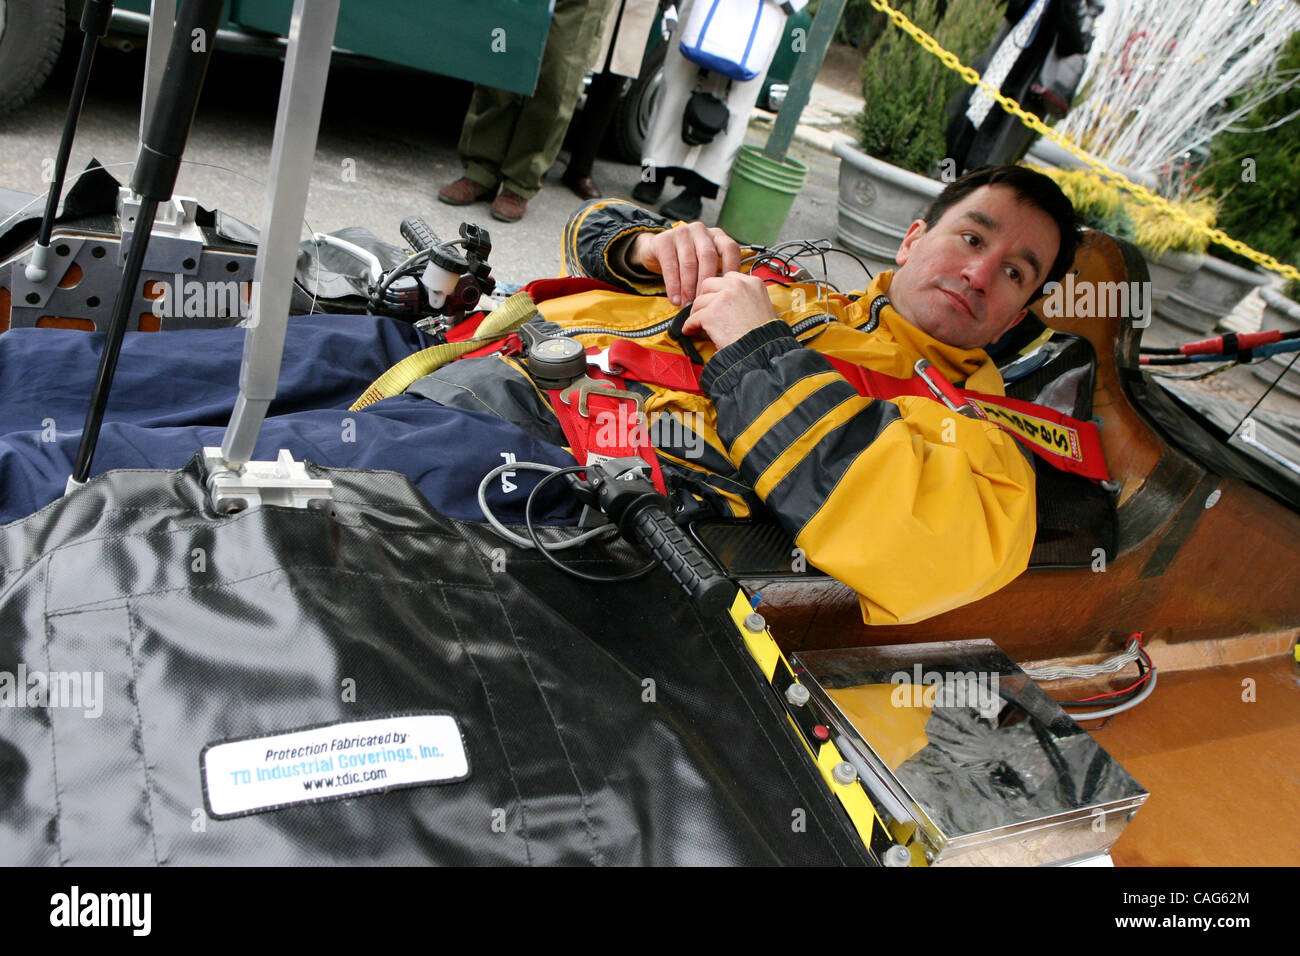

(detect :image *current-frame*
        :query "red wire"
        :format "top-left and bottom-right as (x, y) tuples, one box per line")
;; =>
(1074, 669), (1151, 702)
(1072, 633), (1154, 703)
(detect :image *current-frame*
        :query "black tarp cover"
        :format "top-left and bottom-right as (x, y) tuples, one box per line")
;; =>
(0, 460), (873, 866)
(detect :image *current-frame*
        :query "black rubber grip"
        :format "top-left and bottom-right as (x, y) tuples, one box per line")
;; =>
(628, 502), (735, 616)
(82, 0), (115, 36)
(401, 217), (440, 253)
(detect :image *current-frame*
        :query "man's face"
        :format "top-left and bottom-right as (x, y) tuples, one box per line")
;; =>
(889, 185), (1061, 350)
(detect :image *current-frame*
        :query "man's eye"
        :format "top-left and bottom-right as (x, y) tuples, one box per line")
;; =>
(963, 234), (979, 247)
(1005, 266), (1022, 283)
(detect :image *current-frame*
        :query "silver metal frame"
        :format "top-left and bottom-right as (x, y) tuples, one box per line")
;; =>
(217, 0), (341, 470)
(140, 0), (176, 144)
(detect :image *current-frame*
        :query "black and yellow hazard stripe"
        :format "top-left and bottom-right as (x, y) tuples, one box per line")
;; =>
(723, 591), (895, 858)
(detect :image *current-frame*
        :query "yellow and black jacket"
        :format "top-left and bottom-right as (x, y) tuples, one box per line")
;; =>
(414, 200), (1037, 625)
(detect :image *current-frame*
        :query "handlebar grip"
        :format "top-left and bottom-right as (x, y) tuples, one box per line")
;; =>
(627, 501), (735, 617)
(401, 217), (440, 253)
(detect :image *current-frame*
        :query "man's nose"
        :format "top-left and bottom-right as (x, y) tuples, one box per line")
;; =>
(961, 252), (999, 292)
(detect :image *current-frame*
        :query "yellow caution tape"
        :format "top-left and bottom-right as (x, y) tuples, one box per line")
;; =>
(867, 0), (1300, 282)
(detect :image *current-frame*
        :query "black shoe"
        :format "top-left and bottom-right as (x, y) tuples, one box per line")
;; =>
(660, 188), (703, 222)
(632, 177), (665, 204)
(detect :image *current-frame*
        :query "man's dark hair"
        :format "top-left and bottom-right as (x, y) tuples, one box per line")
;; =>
(922, 165), (1082, 300)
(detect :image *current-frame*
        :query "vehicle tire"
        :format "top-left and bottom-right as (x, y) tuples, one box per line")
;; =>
(603, 40), (666, 165)
(0, 0), (66, 119)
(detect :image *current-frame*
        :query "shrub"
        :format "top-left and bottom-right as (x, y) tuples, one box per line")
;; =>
(1199, 30), (1300, 268)
(857, 0), (1001, 174)
(1030, 165), (1215, 258)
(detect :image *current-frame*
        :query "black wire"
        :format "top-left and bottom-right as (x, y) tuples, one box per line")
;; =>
(523, 466), (659, 583)
(1229, 347), (1300, 440)
(999, 694), (1079, 807)
(368, 253), (431, 311)
(820, 246), (876, 280)
(1057, 656), (1149, 708)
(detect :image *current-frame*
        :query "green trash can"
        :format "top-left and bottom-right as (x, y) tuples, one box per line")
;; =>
(717, 146), (809, 246)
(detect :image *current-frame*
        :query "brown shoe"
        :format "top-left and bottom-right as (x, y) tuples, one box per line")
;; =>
(562, 172), (602, 200)
(490, 188), (528, 222)
(438, 177), (495, 206)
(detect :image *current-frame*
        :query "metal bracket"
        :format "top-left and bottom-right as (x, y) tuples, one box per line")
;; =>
(559, 377), (646, 418)
(203, 447), (334, 514)
(118, 188), (206, 274)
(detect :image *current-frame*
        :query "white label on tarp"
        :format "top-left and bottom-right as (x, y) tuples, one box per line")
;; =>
(202, 713), (469, 818)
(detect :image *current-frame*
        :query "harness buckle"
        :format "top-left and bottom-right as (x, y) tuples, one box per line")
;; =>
(558, 376), (646, 418)
(587, 347), (624, 376)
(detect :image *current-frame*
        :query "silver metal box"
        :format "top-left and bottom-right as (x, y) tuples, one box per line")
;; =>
(793, 640), (1148, 866)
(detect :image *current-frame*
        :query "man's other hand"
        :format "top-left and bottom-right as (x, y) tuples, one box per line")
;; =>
(681, 273), (777, 351)
(630, 221), (743, 306)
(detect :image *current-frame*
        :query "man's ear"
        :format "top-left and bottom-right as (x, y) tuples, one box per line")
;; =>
(895, 219), (927, 267)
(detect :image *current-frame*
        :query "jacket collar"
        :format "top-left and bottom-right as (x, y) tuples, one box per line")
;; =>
(868, 271), (993, 385)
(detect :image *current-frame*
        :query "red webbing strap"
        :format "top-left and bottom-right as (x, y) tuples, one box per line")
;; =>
(824, 357), (1109, 481)
(562, 340), (1109, 481)
(546, 368), (668, 495)
(600, 340), (705, 392)
(445, 276), (627, 357)
(460, 332), (521, 361)
(522, 275), (625, 301)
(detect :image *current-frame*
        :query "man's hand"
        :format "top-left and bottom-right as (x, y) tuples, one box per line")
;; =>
(681, 273), (778, 352)
(630, 221), (742, 306)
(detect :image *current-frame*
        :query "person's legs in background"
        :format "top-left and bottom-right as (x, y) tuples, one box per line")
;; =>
(491, 0), (611, 220)
(562, 69), (625, 199)
(439, 84), (519, 206)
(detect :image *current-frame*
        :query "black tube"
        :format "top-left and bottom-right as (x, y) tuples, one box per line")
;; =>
(72, 197), (160, 484)
(131, 0), (226, 200)
(34, 1), (116, 250)
(81, 0), (115, 35)
(70, 0), (226, 486)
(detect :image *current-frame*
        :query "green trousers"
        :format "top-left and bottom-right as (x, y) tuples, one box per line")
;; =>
(459, 0), (612, 199)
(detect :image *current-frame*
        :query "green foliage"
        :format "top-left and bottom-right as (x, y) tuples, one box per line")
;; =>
(1199, 30), (1300, 268)
(1031, 165), (1216, 257)
(1284, 278), (1300, 304)
(856, 0), (1001, 174)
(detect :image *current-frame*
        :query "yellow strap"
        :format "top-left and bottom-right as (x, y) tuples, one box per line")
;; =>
(347, 291), (539, 411)
(868, 0), (1300, 283)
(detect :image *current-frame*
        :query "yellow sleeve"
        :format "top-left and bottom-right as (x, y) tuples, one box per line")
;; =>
(702, 323), (1036, 625)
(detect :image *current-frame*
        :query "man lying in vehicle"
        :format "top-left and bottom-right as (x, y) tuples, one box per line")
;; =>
(408, 164), (1083, 626)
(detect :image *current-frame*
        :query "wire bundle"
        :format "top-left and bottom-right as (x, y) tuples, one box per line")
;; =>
(1026, 633), (1158, 724)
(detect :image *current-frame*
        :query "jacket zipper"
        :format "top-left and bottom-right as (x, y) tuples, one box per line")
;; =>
(568, 314), (830, 343)
(791, 313), (832, 337)
(562, 318), (675, 339)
